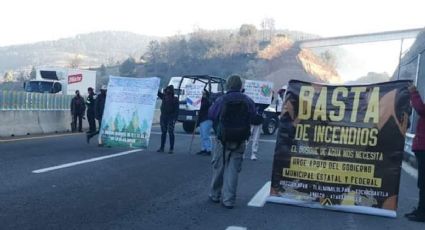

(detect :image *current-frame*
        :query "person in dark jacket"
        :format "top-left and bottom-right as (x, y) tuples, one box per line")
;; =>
(157, 85), (179, 154)
(196, 89), (212, 156)
(86, 87), (96, 133)
(406, 84), (425, 222)
(208, 75), (256, 209)
(70, 90), (86, 132)
(87, 86), (107, 144)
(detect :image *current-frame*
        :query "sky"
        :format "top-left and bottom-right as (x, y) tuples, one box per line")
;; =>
(0, 0), (424, 81)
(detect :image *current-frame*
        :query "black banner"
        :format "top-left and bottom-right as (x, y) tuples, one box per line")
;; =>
(269, 80), (412, 217)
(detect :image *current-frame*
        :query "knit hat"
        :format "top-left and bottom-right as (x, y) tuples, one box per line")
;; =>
(226, 75), (243, 91)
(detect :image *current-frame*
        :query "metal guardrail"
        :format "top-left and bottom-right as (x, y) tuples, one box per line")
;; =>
(0, 90), (73, 111)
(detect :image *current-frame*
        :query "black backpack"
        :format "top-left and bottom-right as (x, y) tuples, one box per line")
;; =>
(217, 99), (251, 149)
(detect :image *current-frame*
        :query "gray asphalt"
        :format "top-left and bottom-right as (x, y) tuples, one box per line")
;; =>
(0, 125), (423, 230)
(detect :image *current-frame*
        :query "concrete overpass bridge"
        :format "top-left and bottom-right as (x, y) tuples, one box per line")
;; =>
(298, 28), (423, 48)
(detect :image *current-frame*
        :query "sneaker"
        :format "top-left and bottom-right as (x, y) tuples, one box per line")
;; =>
(203, 151), (212, 156)
(251, 153), (258, 161)
(208, 196), (220, 203)
(405, 208), (421, 218)
(157, 148), (164, 153)
(222, 203), (234, 209)
(168, 149), (174, 154)
(196, 150), (206, 155)
(407, 211), (425, 222)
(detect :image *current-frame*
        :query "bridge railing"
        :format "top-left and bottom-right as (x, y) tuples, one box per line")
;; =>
(0, 90), (73, 111)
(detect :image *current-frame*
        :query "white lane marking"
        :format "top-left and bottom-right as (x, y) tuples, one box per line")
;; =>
(248, 181), (271, 207)
(150, 131), (276, 143)
(402, 161), (418, 179)
(0, 133), (81, 143)
(32, 149), (142, 174)
(226, 226), (247, 230)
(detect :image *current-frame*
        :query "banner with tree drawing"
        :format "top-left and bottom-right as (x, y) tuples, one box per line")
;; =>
(100, 76), (160, 148)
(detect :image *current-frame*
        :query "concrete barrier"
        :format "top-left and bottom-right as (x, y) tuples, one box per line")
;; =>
(0, 111), (41, 136)
(0, 110), (89, 137)
(0, 109), (160, 137)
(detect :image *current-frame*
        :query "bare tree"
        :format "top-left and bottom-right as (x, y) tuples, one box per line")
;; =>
(260, 18), (276, 42)
(69, 54), (83, 68)
(3, 71), (15, 82)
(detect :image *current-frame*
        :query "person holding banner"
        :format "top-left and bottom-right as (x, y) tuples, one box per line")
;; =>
(407, 84), (425, 222)
(86, 87), (96, 133)
(87, 85), (107, 145)
(196, 90), (213, 156)
(157, 85), (179, 154)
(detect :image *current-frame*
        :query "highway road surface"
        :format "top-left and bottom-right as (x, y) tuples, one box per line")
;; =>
(0, 125), (422, 230)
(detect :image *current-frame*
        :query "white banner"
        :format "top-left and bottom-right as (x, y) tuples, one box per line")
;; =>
(100, 76), (160, 148)
(185, 84), (204, 110)
(244, 80), (274, 104)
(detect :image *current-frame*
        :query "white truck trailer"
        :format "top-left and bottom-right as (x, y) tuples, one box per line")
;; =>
(24, 67), (96, 95)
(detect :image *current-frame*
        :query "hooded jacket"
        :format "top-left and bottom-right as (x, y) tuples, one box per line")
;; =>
(158, 86), (179, 119)
(411, 90), (425, 151)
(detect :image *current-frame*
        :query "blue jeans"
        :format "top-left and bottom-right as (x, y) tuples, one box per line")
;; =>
(200, 120), (212, 151)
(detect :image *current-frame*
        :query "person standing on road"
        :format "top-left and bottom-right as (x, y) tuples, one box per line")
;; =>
(87, 85), (107, 145)
(247, 103), (269, 160)
(70, 90), (86, 132)
(196, 89), (212, 156)
(406, 84), (425, 222)
(86, 87), (96, 134)
(208, 75), (256, 209)
(157, 85), (179, 154)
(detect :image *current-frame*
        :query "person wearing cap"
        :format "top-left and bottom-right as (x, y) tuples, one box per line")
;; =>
(208, 75), (256, 209)
(196, 89), (213, 156)
(87, 85), (107, 144)
(70, 90), (86, 132)
(86, 87), (96, 133)
(157, 85), (179, 154)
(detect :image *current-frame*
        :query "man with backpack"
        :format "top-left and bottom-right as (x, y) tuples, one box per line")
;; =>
(208, 75), (256, 209)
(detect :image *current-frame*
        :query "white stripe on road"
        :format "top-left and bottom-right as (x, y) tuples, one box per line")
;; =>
(402, 161), (418, 179)
(248, 181), (271, 207)
(226, 226), (247, 230)
(0, 133), (81, 143)
(150, 131), (276, 143)
(32, 149), (142, 174)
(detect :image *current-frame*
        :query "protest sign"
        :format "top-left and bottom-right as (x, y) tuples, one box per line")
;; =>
(100, 76), (160, 148)
(268, 80), (412, 217)
(185, 83), (204, 110)
(244, 80), (274, 104)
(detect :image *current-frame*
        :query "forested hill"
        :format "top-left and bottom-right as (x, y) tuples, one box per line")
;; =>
(0, 27), (341, 88)
(137, 27), (340, 87)
(0, 31), (157, 73)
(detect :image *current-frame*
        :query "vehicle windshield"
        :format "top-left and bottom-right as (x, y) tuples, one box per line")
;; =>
(25, 81), (53, 93)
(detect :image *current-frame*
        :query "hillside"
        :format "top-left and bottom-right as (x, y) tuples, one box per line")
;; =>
(139, 30), (341, 88)
(0, 31), (158, 73)
(0, 27), (341, 89)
